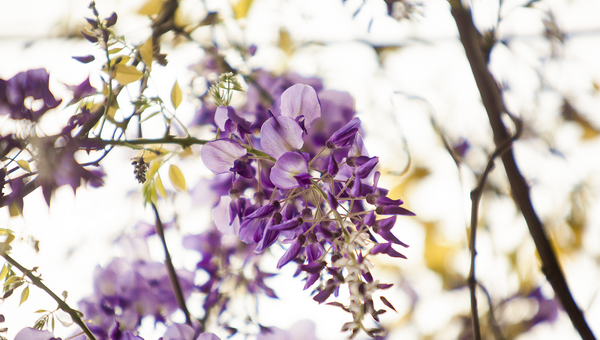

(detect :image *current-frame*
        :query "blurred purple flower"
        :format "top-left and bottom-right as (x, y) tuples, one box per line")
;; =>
(0, 68), (62, 121)
(15, 328), (58, 340)
(66, 77), (96, 104)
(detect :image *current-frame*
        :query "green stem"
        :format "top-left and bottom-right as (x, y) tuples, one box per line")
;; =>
(1, 254), (97, 340)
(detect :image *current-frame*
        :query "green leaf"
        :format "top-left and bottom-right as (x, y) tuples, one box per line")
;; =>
(171, 81), (182, 109)
(19, 286), (29, 306)
(114, 64), (143, 85)
(16, 160), (31, 172)
(168, 164), (186, 192)
(34, 309), (49, 313)
(0, 228), (12, 235)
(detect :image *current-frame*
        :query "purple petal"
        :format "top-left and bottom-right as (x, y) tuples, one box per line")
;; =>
(376, 216), (410, 247)
(363, 210), (376, 226)
(376, 205), (415, 216)
(326, 117), (361, 149)
(327, 152), (339, 177)
(260, 116), (304, 159)
(72, 55), (95, 63)
(376, 196), (404, 206)
(15, 328), (55, 340)
(279, 84), (321, 130)
(270, 151), (310, 190)
(214, 106), (230, 131)
(212, 196), (240, 235)
(197, 333), (221, 340)
(356, 156), (379, 179)
(313, 285), (335, 303)
(370, 242), (407, 259)
(277, 235), (305, 269)
(200, 138), (247, 174)
(304, 272), (320, 290)
(269, 218), (301, 231)
(349, 133), (369, 158)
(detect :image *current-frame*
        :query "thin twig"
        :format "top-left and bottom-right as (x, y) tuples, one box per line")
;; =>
(478, 283), (505, 340)
(449, 1), (596, 339)
(150, 202), (192, 326)
(468, 112), (521, 340)
(1, 253), (97, 340)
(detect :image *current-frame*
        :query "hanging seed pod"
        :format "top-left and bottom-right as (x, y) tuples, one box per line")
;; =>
(131, 157), (148, 183)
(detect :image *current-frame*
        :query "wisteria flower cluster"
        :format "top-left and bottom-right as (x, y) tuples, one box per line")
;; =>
(195, 73), (415, 337)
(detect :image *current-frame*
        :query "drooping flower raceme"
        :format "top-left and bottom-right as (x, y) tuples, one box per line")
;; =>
(197, 82), (415, 338)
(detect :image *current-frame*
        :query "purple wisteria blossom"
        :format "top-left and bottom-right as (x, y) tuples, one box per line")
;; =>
(200, 139), (252, 179)
(279, 84), (321, 132)
(270, 151), (311, 189)
(260, 116), (304, 159)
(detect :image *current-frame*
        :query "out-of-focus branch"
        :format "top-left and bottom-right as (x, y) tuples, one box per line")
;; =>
(150, 202), (192, 326)
(449, 1), (596, 339)
(1, 253), (97, 340)
(468, 109), (521, 340)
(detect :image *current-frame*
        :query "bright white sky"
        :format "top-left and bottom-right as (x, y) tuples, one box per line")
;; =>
(1, 0), (600, 339)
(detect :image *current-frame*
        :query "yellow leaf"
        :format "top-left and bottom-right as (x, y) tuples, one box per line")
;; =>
(19, 286), (29, 306)
(171, 81), (183, 109)
(233, 0), (254, 19)
(140, 38), (153, 68)
(0, 265), (7, 281)
(16, 160), (31, 172)
(9, 202), (20, 217)
(169, 164), (186, 192)
(139, 0), (166, 16)
(147, 159), (162, 179)
(0, 233), (15, 254)
(114, 64), (143, 85)
(278, 28), (293, 56)
(0, 228), (12, 235)
(155, 174), (166, 198)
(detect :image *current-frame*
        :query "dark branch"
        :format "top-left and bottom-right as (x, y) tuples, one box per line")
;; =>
(449, 2), (596, 339)
(150, 202), (193, 326)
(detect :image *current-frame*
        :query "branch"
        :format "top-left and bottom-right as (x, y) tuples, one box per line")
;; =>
(449, 2), (596, 339)
(468, 112), (521, 340)
(1, 253), (97, 340)
(150, 202), (192, 326)
(79, 136), (210, 149)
